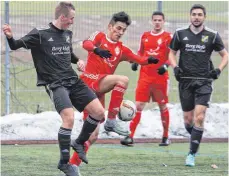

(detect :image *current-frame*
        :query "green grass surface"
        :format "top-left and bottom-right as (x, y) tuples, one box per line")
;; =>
(1, 143), (228, 176)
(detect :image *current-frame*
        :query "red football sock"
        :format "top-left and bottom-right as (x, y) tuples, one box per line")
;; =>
(160, 108), (170, 138)
(129, 111), (142, 138)
(69, 141), (91, 166)
(108, 84), (126, 119)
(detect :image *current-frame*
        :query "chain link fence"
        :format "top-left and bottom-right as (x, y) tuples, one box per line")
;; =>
(1, 1), (228, 114)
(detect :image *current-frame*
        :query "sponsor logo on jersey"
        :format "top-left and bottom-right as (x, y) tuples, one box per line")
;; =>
(157, 38), (162, 45)
(115, 47), (120, 55)
(201, 35), (209, 43)
(48, 37), (54, 42)
(66, 36), (70, 43)
(183, 36), (189, 40)
(185, 44), (206, 52)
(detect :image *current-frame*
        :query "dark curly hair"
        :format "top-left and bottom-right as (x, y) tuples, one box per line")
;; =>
(109, 11), (132, 26)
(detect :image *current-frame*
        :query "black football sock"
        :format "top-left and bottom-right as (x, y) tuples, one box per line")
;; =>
(58, 127), (72, 164)
(76, 116), (99, 144)
(185, 123), (193, 134)
(189, 126), (204, 155)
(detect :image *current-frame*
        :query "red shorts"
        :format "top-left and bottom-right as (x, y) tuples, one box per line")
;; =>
(80, 73), (107, 122)
(135, 78), (169, 104)
(80, 73), (107, 93)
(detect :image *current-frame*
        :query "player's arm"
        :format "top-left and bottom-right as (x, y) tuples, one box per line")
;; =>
(169, 31), (183, 81)
(83, 31), (112, 59)
(157, 35), (172, 75)
(71, 53), (79, 64)
(122, 45), (159, 65)
(70, 37), (85, 71)
(209, 32), (228, 79)
(130, 34), (145, 71)
(3, 24), (40, 50)
(218, 49), (228, 71)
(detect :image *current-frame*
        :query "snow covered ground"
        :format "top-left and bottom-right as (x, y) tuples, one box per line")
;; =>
(1, 103), (228, 140)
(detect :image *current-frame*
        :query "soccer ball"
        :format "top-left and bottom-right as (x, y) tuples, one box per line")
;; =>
(118, 100), (136, 121)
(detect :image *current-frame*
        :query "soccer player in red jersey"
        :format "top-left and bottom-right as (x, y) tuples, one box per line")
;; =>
(121, 11), (172, 146)
(69, 11), (159, 165)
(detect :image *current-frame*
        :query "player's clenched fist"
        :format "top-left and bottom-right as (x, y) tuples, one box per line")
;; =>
(2, 24), (13, 38)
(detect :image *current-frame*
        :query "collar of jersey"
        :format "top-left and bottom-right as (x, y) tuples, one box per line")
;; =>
(150, 30), (164, 36)
(49, 22), (65, 32)
(188, 25), (205, 35)
(105, 34), (117, 44)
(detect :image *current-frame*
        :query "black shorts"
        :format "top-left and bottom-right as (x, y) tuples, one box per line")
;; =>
(45, 78), (97, 113)
(179, 79), (213, 111)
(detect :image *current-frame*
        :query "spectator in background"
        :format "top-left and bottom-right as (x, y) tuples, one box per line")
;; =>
(3, 2), (106, 175)
(121, 11), (172, 147)
(169, 4), (228, 166)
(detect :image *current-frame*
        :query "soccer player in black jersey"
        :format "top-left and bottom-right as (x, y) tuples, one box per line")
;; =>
(3, 2), (105, 175)
(169, 4), (228, 167)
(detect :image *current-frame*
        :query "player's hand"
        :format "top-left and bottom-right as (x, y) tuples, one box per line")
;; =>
(209, 68), (221, 79)
(77, 59), (85, 72)
(148, 56), (159, 64)
(93, 47), (112, 59)
(157, 64), (169, 75)
(174, 66), (183, 81)
(131, 63), (139, 71)
(2, 24), (13, 39)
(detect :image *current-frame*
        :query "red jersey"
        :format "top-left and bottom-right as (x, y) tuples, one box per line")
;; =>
(138, 30), (172, 81)
(83, 31), (149, 75)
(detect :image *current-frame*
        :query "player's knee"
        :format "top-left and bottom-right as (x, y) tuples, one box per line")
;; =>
(194, 114), (205, 126)
(60, 109), (75, 128)
(118, 76), (129, 87)
(93, 107), (105, 120)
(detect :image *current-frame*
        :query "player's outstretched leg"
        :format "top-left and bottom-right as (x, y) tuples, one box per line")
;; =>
(70, 141), (90, 166)
(71, 140), (88, 164)
(104, 83), (130, 136)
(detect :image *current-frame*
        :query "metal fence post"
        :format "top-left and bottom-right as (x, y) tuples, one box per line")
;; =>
(4, 1), (10, 115)
(157, 1), (162, 12)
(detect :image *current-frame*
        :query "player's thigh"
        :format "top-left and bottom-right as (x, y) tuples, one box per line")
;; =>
(46, 86), (72, 114)
(98, 74), (129, 93)
(84, 98), (105, 120)
(70, 79), (98, 113)
(195, 80), (213, 107)
(179, 81), (195, 111)
(151, 79), (169, 104)
(135, 80), (151, 102)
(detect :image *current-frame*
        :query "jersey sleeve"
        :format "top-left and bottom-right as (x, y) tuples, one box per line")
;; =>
(137, 33), (145, 56)
(169, 31), (180, 51)
(213, 32), (225, 52)
(20, 28), (40, 49)
(83, 31), (105, 51)
(122, 45), (149, 65)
